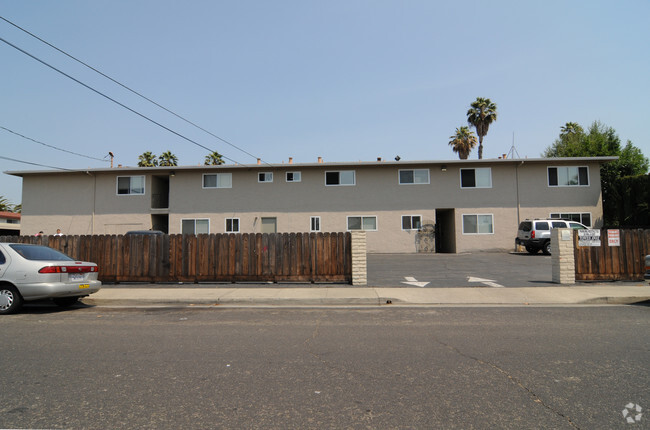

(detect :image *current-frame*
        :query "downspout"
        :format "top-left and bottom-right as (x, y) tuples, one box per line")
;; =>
(515, 160), (524, 225)
(85, 171), (96, 234)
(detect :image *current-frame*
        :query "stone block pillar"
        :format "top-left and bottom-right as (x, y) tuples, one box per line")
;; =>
(351, 231), (367, 286)
(551, 228), (575, 284)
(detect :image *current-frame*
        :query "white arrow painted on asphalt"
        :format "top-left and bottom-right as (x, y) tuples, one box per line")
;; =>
(467, 276), (505, 288)
(402, 276), (430, 287)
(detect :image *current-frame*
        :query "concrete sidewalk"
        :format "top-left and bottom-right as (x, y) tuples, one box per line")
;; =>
(84, 284), (650, 307)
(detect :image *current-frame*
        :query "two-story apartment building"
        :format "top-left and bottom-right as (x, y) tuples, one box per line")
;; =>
(6, 156), (615, 253)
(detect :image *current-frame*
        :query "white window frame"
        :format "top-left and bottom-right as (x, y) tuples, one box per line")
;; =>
(460, 168), (492, 189)
(286, 172), (301, 183)
(550, 212), (592, 227)
(258, 172), (273, 183)
(401, 215), (422, 231)
(398, 169), (430, 185)
(346, 215), (377, 231)
(325, 171), (356, 186)
(202, 173), (232, 189)
(181, 218), (210, 235)
(462, 214), (494, 235)
(116, 176), (145, 195)
(547, 166), (589, 187)
(225, 218), (240, 233)
(310, 216), (321, 232)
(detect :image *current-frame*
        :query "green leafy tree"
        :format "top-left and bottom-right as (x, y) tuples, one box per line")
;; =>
(137, 151), (158, 167)
(448, 126), (477, 160)
(204, 151), (225, 166)
(466, 97), (498, 160)
(12, 204), (21, 213)
(158, 151), (178, 167)
(543, 120), (649, 225)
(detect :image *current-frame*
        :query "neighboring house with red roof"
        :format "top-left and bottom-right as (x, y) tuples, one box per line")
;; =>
(0, 211), (20, 236)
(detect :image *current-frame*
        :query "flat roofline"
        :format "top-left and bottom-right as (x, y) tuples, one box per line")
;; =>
(4, 156), (618, 177)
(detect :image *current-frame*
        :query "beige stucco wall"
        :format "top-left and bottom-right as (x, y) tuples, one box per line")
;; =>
(14, 158), (607, 252)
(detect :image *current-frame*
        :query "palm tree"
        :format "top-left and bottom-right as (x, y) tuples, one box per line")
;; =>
(204, 151), (225, 166)
(466, 97), (498, 159)
(137, 151), (158, 167)
(448, 126), (478, 160)
(158, 151), (178, 167)
(560, 122), (583, 137)
(0, 196), (12, 212)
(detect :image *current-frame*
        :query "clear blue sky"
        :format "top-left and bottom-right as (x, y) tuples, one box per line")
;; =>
(1, 0), (649, 206)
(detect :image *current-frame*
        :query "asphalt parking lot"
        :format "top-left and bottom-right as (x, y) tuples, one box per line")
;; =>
(368, 251), (559, 288)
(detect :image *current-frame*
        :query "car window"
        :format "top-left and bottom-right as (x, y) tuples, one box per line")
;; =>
(518, 222), (532, 232)
(536, 222), (549, 230)
(9, 244), (74, 261)
(569, 222), (586, 230)
(551, 221), (567, 228)
(0, 250), (5, 264)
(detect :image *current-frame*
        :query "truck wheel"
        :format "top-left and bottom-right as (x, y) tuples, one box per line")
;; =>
(543, 241), (552, 255)
(0, 285), (23, 315)
(525, 245), (539, 254)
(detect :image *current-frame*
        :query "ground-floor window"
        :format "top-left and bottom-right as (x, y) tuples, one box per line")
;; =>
(550, 212), (591, 227)
(401, 215), (422, 231)
(310, 216), (321, 232)
(347, 216), (377, 231)
(181, 218), (209, 235)
(225, 218), (240, 233)
(462, 214), (493, 234)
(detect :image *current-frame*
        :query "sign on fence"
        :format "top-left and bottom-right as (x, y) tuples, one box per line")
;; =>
(578, 229), (601, 247)
(607, 229), (620, 247)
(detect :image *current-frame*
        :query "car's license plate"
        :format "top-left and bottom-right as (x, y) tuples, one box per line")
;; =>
(69, 273), (84, 281)
(79, 284), (90, 289)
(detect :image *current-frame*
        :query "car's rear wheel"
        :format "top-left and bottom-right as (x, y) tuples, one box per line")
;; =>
(52, 297), (80, 308)
(543, 241), (552, 255)
(525, 245), (539, 254)
(0, 285), (23, 315)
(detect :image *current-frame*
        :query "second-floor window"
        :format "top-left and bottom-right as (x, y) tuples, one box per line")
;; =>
(258, 172), (273, 183)
(548, 166), (589, 187)
(399, 169), (429, 184)
(117, 176), (145, 195)
(460, 168), (492, 188)
(203, 173), (232, 188)
(325, 171), (355, 186)
(286, 172), (301, 182)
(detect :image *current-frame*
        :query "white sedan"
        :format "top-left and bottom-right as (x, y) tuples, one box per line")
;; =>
(0, 243), (101, 314)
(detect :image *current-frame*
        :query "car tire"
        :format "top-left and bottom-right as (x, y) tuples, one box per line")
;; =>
(525, 245), (539, 254)
(52, 297), (80, 308)
(542, 241), (552, 255)
(0, 285), (23, 315)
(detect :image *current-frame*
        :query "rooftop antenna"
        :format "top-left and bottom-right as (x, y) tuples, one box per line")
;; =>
(507, 132), (521, 159)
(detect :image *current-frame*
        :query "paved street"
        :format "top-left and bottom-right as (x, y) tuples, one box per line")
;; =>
(1, 305), (648, 429)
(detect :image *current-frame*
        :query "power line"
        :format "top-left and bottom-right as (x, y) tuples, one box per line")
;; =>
(0, 15), (270, 166)
(0, 125), (110, 162)
(0, 35), (242, 165)
(0, 155), (78, 171)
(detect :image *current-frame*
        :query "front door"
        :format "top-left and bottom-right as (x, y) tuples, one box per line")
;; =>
(261, 217), (277, 233)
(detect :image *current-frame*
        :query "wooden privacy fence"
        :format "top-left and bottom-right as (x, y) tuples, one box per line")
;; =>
(574, 229), (650, 281)
(0, 233), (352, 284)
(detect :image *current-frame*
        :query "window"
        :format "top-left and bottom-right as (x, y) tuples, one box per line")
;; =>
(203, 173), (232, 189)
(225, 218), (240, 233)
(258, 172), (273, 183)
(399, 169), (429, 184)
(550, 212), (592, 226)
(117, 176), (145, 195)
(462, 214), (494, 234)
(310, 216), (321, 232)
(548, 166), (589, 186)
(325, 171), (355, 186)
(181, 219), (209, 235)
(460, 168), (492, 188)
(347, 216), (377, 231)
(286, 172), (301, 182)
(402, 215), (422, 231)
